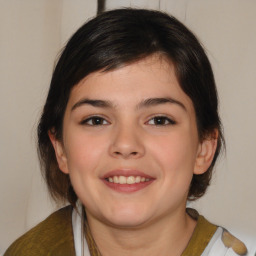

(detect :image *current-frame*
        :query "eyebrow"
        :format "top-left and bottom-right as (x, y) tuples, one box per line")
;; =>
(71, 99), (114, 111)
(137, 97), (186, 111)
(71, 97), (186, 111)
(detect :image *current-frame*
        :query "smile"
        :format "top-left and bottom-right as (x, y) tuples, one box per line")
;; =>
(106, 176), (150, 184)
(102, 170), (155, 193)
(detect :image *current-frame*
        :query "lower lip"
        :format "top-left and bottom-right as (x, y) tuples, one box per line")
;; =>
(102, 179), (154, 193)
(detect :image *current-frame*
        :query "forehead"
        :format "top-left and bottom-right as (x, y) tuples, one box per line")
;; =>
(67, 56), (194, 112)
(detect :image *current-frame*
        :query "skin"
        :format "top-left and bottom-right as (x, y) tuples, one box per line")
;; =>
(50, 55), (217, 256)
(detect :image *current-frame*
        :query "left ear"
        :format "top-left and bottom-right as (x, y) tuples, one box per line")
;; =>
(194, 130), (218, 175)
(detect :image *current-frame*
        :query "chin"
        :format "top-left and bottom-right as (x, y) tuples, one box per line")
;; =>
(102, 206), (152, 229)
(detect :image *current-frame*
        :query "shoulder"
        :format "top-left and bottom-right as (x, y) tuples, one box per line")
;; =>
(184, 208), (249, 256)
(207, 227), (249, 256)
(4, 205), (76, 256)
(199, 220), (249, 256)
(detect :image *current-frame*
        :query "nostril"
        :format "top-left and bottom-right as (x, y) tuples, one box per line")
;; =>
(113, 151), (138, 157)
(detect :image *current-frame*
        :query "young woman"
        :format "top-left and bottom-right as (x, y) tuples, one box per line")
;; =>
(4, 8), (248, 256)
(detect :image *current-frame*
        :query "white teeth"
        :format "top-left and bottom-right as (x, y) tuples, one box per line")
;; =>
(127, 176), (135, 184)
(119, 176), (126, 184)
(113, 176), (119, 183)
(135, 176), (141, 183)
(107, 176), (150, 184)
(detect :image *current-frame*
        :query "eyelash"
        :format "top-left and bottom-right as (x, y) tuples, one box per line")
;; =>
(80, 115), (176, 126)
(80, 116), (110, 126)
(146, 116), (176, 126)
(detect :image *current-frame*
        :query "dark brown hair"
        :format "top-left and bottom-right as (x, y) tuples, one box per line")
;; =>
(38, 8), (224, 206)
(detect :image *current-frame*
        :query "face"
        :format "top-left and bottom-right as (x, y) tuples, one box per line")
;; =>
(51, 56), (215, 228)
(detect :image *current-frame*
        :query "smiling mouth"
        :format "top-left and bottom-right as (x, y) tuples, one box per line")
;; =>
(105, 176), (150, 184)
(102, 170), (154, 193)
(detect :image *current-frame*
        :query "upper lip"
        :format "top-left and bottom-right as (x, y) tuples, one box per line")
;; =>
(102, 169), (155, 179)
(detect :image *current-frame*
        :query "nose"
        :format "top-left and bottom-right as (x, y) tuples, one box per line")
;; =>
(109, 123), (145, 159)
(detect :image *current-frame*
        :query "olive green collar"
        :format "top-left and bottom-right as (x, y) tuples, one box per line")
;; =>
(181, 208), (217, 256)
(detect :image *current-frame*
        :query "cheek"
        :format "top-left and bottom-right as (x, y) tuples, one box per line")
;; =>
(64, 131), (108, 174)
(63, 131), (109, 206)
(149, 131), (198, 178)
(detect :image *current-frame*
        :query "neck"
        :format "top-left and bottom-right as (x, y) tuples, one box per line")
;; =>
(86, 208), (197, 256)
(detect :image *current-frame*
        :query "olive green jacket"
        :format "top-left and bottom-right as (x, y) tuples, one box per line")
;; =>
(4, 206), (218, 256)
(4, 206), (76, 256)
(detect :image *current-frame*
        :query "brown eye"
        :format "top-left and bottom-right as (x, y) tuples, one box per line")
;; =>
(81, 116), (109, 126)
(147, 116), (176, 126)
